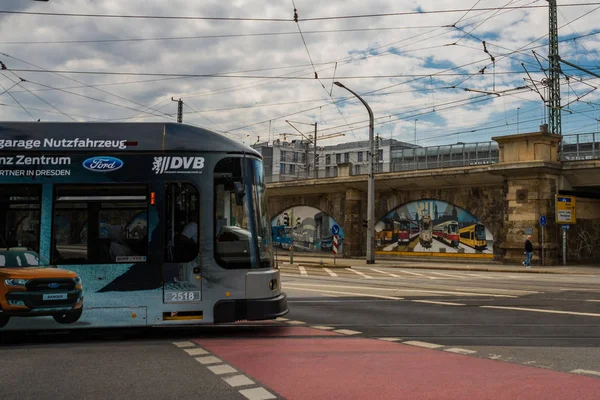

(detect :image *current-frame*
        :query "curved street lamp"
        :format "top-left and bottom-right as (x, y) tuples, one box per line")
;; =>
(333, 81), (375, 264)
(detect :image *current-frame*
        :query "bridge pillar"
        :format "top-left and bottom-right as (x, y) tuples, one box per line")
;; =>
(493, 132), (562, 265)
(343, 188), (365, 258)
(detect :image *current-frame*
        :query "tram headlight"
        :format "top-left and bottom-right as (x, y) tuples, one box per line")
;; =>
(4, 279), (29, 287)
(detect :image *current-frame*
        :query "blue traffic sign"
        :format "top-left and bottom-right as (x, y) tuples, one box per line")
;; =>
(540, 215), (547, 227)
(562, 224), (570, 231)
(331, 224), (340, 235)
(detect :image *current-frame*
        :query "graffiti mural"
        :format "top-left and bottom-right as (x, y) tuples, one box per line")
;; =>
(375, 200), (493, 257)
(271, 206), (344, 253)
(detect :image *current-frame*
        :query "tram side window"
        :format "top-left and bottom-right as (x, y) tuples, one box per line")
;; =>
(164, 183), (200, 263)
(214, 158), (253, 269)
(51, 185), (149, 265)
(0, 185), (41, 264)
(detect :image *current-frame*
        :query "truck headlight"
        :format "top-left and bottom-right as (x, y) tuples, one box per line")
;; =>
(4, 279), (29, 287)
(73, 277), (82, 286)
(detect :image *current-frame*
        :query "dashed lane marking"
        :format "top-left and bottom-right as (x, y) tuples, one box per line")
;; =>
(285, 320), (306, 325)
(173, 341), (196, 348)
(196, 356), (223, 365)
(284, 285), (404, 300)
(223, 374), (255, 388)
(397, 270), (438, 279)
(428, 271), (467, 279)
(208, 364), (238, 375)
(184, 348), (209, 356)
(299, 266), (307, 276)
(377, 337), (403, 342)
(346, 268), (374, 279)
(412, 300), (466, 306)
(369, 268), (402, 278)
(481, 305), (600, 317)
(570, 369), (600, 378)
(333, 329), (362, 335)
(311, 326), (336, 330)
(323, 268), (338, 277)
(586, 300), (600, 302)
(403, 341), (443, 349)
(275, 317), (289, 321)
(239, 387), (277, 400)
(444, 348), (477, 355)
(285, 282), (517, 298)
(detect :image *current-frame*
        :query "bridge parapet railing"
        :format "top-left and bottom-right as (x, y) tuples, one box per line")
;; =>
(561, 133), (600, 161)
(390, 141), (499, 172)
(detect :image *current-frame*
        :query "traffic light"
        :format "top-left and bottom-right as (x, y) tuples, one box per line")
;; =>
(296, 217), (301, 226)
(362, 219), (368, 228)
(283, 212), (289, 226)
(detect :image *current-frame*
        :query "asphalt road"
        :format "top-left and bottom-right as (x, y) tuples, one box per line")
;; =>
(1, 264), (600, 399)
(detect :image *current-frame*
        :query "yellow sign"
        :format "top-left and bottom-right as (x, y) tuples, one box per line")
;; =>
(556, 195), (576, 224)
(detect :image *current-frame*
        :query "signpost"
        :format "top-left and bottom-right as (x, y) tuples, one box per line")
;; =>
(539, 215), (546, 266)
(333, 235), (338, 265)
(556, 195), (576, 266)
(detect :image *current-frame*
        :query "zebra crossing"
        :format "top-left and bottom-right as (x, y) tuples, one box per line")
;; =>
(278, 264), (524, 281)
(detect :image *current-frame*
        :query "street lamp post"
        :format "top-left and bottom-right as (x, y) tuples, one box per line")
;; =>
(334, 81), (375, 264)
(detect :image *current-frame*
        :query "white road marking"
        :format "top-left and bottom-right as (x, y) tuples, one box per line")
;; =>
(284, 285), (404, 300)
(286, 282), (516, 298)
(561, 288), (600, 292)
(444, 348), (477, 355)
(398, 270), (438, 279)
(412, 300), (466, 306)
(347, 268), (374, 279)
(239, 387), (276, 400)
(223, 374), (255, 388)
(334, 329), (361, 335)
(377, 337), (403, 342)
(311, 326), (336, 330)
(323, 268), (338, 277)
(196, 356), (223, 365)
(586, 300), (600, 302)
(570, 369), (600, 377)
(465, 273), (495, 279)
(173, 341), (195, 348)
(299, 266), (307, 276)
(481, 306), (600, 317)
(275, 317), (289, 321)
(403, 341), (443, 349)
(285, 320), (306, 325)
(429, 272), (467, 279)
(185, 348), (209, 356)
(208, 364), (238, 375)
(370, 268), (402, 278)
(321, 293), (341, 297)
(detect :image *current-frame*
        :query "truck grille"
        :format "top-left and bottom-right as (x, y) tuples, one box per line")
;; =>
(26, 278), (75, 292)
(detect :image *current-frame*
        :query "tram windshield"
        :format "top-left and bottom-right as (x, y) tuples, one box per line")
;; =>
(475, 224), (487, 240)
(214, 157), (273, 269)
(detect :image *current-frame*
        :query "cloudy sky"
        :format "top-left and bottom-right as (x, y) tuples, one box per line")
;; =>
(0, 0), (599, 147)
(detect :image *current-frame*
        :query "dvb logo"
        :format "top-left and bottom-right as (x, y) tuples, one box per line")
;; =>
(152, 156), (205, 174)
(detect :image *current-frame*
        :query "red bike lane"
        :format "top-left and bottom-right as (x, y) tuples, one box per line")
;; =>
(193, 327), (600, 400)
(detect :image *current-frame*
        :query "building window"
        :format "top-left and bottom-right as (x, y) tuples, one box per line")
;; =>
(354, 165), (361, 175)
(326, 154), (331, 165)
(280, 163), (285, 174)
(378, 149), (384, 161)
(165, 183), (200, 263)
(280, 151), (286, 161)
(358, 152), (363, 162)
(0, 185), (41, 261)
(325, 167), (331, 177)
(336, 154), (341, 163)
(293, 152), (298, 162)
(52, 185), (149, 265)
(290, 164), (296, 175)
(344, 152), (349, 163)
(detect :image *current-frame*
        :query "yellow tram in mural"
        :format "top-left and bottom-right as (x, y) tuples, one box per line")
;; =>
(459, 223), (488, 250)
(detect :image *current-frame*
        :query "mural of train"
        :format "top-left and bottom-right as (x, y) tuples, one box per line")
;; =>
(397, 218), (420, 244)
(459, 223), (488, 250)
(433, 220), (460, 247)
(419, 214), (433, 248)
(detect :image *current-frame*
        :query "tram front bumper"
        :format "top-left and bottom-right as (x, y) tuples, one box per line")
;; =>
(213, 292), (288, 323)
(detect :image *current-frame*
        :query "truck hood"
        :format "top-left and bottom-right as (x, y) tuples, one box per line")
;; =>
(0, 267), (78, 279)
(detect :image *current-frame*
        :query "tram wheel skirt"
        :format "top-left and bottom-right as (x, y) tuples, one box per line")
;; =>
(213, 293), (288, 323)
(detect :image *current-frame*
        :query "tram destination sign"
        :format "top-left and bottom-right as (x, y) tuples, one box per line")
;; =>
(555, 195), (576, 224)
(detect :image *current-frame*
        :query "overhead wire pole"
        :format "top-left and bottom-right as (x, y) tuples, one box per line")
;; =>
(172, 97), (183, 123)
(548, 0), (561, 136)
(333, 81), (375, 264)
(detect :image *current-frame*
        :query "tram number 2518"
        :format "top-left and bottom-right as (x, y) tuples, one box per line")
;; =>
(165, 291), (201, 302)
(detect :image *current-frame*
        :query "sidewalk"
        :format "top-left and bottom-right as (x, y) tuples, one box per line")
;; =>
(275, 254), (600, 275)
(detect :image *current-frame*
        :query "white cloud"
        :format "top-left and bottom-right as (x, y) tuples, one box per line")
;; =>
(0, 0), (599, 146)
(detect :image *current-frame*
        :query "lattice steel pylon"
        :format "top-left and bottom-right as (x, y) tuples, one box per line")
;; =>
(548, 0), (561, 136)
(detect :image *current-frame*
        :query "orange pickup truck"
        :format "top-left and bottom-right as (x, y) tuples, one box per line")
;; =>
(0, 248), (84, 329)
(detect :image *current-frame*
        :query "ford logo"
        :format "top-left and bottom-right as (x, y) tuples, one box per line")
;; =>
(48, 283), (60, 289)
(83, 156), (124, 172)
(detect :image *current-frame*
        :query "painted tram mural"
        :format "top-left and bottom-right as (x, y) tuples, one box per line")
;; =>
(375, 200), (493, 257)
(271, 206), (344, 253)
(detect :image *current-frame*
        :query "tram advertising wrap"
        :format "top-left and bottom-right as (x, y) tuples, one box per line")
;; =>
(375, 200), (493, 258)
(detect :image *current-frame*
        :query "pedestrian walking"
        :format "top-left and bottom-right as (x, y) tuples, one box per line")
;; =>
(523, 235), (533, 268)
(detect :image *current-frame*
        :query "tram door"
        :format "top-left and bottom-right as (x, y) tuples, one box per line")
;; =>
(162, 182), (203, 304)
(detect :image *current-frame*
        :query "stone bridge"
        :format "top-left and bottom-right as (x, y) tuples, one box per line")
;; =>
(266, 132), (600, 265)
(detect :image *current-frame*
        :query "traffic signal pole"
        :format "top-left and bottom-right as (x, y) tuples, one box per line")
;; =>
(290, 208), (294, 264)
